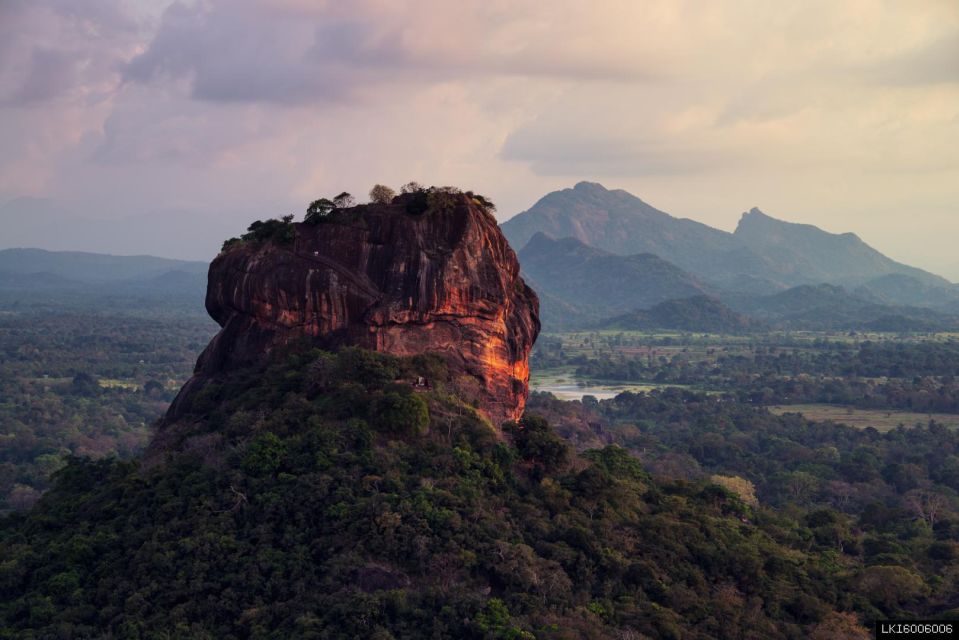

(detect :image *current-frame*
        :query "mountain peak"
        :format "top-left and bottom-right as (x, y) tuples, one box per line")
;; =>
(737, 207), (779, 228)
(572, 180), (608, 192)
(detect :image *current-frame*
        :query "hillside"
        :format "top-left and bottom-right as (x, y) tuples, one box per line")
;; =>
(517, 233), (710, 327)
(855, 273), (959, 313)
(0, 346), (861, 639)
(602, 296), (754, 333)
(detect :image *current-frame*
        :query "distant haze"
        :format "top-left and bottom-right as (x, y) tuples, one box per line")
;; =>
(1, 1), (957, 274)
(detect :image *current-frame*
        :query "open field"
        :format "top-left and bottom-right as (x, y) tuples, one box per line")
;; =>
(767, 404), (959, 431)
(98, 378), (140, 390)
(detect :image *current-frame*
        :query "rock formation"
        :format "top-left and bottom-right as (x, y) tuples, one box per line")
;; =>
(165, 191), (539, 429)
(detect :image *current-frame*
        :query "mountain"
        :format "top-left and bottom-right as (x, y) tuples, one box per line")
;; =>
(733, 208), (951, 289)
(502, 182), (777, 292)
(517, 233), (710, 327)
(0, 248), (207, 283)
(162, 189), (539, 431)
(603, 295), (754, 333)
(502, 183), (952, 300)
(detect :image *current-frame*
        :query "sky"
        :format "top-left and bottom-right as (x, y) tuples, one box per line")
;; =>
(1, 0), (958, 275)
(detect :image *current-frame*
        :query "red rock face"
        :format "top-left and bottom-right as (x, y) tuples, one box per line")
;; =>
(166, 194), (540, 428)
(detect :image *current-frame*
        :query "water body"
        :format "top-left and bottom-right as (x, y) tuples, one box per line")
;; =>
(530, 368), (690, 401)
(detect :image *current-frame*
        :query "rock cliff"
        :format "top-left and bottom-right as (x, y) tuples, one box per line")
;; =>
(165, 192), (539, 429)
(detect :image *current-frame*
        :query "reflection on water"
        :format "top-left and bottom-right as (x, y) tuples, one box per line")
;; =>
(530, 381), (625, 401)
(530, 369), (695, 401)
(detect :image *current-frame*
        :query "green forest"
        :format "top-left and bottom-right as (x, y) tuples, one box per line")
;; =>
(0, 307), (215, 511)
(3, 345), (925, 640)
(2, 303), (958, 637)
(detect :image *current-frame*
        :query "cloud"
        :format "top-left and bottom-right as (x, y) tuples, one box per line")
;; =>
(0, 0), (957, 273)
(121, 0), (670, 105)
(0, 0), (140, 107)
(861, 33), (959, 86)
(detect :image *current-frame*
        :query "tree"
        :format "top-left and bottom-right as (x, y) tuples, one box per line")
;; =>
(809, 612), (870, 640)
(400, 181), (424, 194)
(903, 488), (948, 527)
(372, 390), (429, 436)
(369, 184), (396, 205)
(305, 198), (334, 224)
(333, 192), (355, 208)
(710, 474), (758, 507)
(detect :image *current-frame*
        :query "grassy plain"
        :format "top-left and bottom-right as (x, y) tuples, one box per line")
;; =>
(767, 403), (959, 431)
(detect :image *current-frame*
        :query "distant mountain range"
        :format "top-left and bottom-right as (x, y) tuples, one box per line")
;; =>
(0, 197), (231, 262)
(503, 182), (950, 293)
(4, 184), (957, 334)
(502, 182), (959, 331)
(0, 248), (209, 314)
(0, 248), (207, 283)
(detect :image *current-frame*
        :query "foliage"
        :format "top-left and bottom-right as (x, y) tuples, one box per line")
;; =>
(710, 475), (759, 507)
(241, 215), (296, 245)
(534, 331), (959, 414)
(372, 389), (430, 436)
(369, 184), (397, 205)
(465, 191), (496, 213)
(305, 198), (335, 224)
(333, 192), (355, 208)
(529, 380), (959, 623)
(0, 347), (869, 638)
(0, 309), (214, 511)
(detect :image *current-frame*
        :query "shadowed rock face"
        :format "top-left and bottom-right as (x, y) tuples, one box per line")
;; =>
(165, 193), (539, 429)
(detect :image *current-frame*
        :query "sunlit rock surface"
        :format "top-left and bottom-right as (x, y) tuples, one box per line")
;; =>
(164, 192), (539, 429)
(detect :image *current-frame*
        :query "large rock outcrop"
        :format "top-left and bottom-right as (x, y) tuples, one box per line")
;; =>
(165, 192), (539, 429)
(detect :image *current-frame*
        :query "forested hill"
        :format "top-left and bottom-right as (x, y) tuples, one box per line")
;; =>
(518, 233), (710, 327)
(0, 347), (871, 639)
